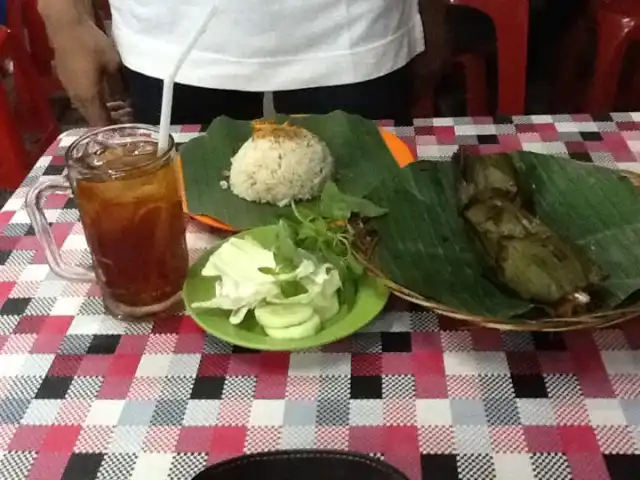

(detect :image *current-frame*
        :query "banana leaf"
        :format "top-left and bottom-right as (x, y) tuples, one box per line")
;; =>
(366, 152), (640, 319)
(180, 111), (400, 230)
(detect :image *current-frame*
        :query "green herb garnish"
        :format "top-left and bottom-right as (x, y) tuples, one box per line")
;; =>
(274, 182), (387, 307)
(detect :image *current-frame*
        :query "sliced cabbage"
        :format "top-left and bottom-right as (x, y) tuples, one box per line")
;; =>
(313, 291), (340, 321)
(193, 238), (280, 324)
(267, 267), (342, 322)
(202, 237), (275, 280)
(193, 236), (343, 336)
(229, 306), (250, 326)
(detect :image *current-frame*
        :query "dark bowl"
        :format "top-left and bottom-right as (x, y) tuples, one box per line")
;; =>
(193, 450), (409, 480)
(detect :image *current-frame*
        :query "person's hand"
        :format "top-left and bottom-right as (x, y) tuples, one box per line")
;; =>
(50, 22), (121, 126)
(107, 101), (134, 124)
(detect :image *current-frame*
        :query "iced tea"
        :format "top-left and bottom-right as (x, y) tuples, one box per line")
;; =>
(74, 141), (188, 313)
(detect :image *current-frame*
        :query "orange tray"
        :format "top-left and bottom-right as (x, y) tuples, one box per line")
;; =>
(176, 128), (416, 232)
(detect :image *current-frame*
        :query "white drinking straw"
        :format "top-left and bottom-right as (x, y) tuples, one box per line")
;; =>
(158, 3), (220, 153)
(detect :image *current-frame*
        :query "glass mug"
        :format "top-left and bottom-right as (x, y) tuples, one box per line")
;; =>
(26, 125), (189, 318)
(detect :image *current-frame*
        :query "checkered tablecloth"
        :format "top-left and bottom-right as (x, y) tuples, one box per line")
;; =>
(1, 114), (640, 480)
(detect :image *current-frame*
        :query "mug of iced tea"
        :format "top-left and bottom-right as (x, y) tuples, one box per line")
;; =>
(26, 125), (189, 319)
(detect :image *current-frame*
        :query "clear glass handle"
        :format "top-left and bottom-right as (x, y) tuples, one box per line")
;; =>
(25, 177), (95, 282)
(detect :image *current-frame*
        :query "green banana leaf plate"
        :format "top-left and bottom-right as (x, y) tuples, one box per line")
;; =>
(363, 152), (640, 322)
(179, 111), (411, 230)
(183, 226), (390, 351)
(178, 110), (640, 324)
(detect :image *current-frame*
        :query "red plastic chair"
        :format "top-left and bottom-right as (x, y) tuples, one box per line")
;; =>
(412, 4), (495, 118)
(556, 0), (640, 113)
(412, 53), (489, 118)
(93, 0), (112, 22)
(586, 0), (640, 113)
(7, 0), (109, 96)
(450, 0), (529, 115)
(414, 0), (529, 117)
(0, 26), (59, 189)
(6, 0), (62, 96)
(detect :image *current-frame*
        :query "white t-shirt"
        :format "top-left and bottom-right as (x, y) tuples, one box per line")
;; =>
(109, 0), (425, 91)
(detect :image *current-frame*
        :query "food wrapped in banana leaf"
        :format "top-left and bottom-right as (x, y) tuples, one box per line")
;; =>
(456, 152), (523, 208)
(454, 149), (606, 315)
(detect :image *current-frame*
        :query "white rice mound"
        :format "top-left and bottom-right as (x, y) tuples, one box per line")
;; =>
(229, 123), (334, 206)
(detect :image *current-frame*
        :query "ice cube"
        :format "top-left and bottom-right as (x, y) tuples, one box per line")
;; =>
(130, 141), (157, 156)
(86, 153), (108, 168)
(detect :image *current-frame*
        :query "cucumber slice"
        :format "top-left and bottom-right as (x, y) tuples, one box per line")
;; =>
(254, 304), (314, 329)
(264, 314), (322, 340)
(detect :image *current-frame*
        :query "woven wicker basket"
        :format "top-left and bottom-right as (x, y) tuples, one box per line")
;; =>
(354, 169), (640, 332)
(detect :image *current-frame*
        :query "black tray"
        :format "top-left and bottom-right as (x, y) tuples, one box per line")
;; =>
(193, 450), (409, 480)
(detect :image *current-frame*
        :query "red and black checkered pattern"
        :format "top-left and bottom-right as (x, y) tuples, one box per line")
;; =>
(0, 116), (639, 480)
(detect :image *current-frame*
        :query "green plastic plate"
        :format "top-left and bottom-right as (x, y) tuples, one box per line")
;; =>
(183, 226), (390, 351)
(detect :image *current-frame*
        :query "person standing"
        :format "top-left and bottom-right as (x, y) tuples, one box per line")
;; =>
(38, 0), (449, 126)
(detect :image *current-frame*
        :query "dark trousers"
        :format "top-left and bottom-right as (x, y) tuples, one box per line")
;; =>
(123, 65), (414, 126)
